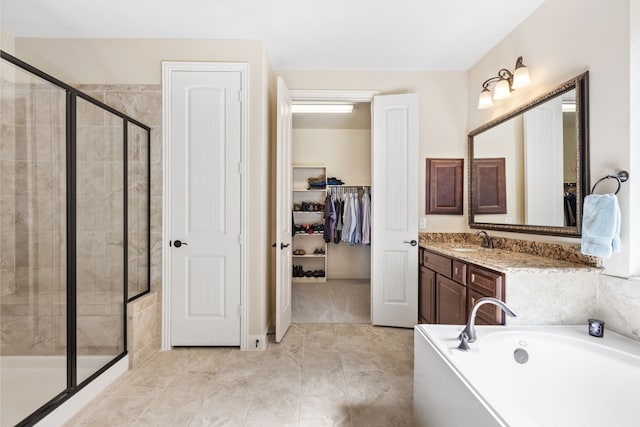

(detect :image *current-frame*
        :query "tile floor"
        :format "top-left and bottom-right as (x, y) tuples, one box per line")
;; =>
(65, 323), (415, 427)
(292, 279), (370, 324)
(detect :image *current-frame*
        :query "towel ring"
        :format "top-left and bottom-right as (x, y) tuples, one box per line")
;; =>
(590, 171), (629, 195)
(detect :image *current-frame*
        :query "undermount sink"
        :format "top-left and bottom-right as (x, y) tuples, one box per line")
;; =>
(449, 246), (479, 252)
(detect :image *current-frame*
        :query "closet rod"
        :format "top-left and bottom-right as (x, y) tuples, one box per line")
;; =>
(327, 185), (370, 194)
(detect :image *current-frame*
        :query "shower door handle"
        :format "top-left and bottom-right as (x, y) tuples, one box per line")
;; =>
(173, 240), (188, 248)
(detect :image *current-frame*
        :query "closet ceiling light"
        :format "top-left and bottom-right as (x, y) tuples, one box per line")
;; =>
(291, 104), (354, 114)
(477, 56), (532, 110)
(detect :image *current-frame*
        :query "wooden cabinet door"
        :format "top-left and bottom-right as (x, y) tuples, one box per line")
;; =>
(436, 275), (467, 325)
(419, 266), (436, 324)
(425, 158), (463, 214)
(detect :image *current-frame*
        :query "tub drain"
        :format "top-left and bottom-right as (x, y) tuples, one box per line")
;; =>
(514, 347), (529, 364)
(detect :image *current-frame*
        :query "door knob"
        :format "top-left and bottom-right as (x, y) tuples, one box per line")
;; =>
(173, 240), (188, 248)
(281, 243), (290, 250)
(403, 240), (417, 246)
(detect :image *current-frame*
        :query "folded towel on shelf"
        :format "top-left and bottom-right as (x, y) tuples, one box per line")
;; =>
(581, 194), (621, 258)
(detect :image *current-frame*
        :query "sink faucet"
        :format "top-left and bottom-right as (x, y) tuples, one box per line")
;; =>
(458, 297), (517, 350)
(475, 230), (494, 249)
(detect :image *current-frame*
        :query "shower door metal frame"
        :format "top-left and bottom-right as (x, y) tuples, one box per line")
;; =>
(1, 50), (151, 427)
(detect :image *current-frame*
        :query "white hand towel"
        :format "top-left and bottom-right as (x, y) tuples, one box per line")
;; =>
(581, 194), (622, 258)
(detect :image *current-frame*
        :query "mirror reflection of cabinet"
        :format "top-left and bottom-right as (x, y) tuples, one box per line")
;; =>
(472, 158), (506, 215)
(468, 72), (589, 237)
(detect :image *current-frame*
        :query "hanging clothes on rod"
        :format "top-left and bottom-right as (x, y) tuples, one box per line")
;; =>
(327, 186), (371, 246)
(361, 191), (371, 244)
(324, 193), (336, 243)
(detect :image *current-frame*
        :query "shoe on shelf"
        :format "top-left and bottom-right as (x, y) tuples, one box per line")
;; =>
(293, 249), (306, 256)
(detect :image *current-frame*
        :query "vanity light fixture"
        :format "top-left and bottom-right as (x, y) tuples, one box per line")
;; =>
(477, 56), (531, 109)
(291, 103), (354, 114)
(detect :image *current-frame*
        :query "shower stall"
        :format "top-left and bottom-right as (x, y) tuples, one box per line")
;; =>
(0, 51), (150, 426)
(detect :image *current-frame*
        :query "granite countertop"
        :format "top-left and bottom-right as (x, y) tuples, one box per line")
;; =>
(421, 241), (600, 273)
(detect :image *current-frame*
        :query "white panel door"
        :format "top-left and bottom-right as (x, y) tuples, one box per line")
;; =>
(275, 77), (293, 342)
(170, 70), (242, 346)
(524, 96), (564, 226)
(371, 94), (419, 327)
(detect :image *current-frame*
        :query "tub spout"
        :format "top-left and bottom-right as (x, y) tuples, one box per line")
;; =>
(458, 297), (517, 345)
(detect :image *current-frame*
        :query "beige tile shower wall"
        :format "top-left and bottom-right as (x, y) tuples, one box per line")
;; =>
(1, 79), (67, 356)
(127, 292), (158, 367)
(1, 81), (158, 356)
(75, 96), (125, 355)
(77, 84), (163, 358)
(1, 79), (17, 297)
(127, 123), (150, 299)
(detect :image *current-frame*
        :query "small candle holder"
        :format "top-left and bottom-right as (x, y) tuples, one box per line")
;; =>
(588, 318), (605, 338)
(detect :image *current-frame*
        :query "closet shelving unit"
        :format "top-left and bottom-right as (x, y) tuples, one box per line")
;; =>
(292, 165), (327, 283)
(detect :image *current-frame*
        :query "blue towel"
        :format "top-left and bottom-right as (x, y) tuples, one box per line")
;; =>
(581, 194), (621, 258)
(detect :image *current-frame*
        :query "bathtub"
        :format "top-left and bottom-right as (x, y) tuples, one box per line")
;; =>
(414, 324), (640, 427)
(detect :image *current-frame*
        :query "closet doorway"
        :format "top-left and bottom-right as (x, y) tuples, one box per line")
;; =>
(291, 100), (373, 324)
(274, 82), (419, 341)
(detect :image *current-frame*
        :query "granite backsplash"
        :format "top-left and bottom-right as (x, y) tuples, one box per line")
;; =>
(419, 232), (600, 268)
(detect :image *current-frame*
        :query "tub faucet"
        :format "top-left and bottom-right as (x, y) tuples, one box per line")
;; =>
(475, 230), (494, 249)
(458, 297), (517, 348)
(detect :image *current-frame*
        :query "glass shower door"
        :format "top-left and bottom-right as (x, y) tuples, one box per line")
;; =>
(0, 62), (68, 427)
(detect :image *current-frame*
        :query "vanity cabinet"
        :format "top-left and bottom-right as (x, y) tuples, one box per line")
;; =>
(419, 266), (436, 324)
(419, 247), (506, 325)
(468, 264), (505, 324)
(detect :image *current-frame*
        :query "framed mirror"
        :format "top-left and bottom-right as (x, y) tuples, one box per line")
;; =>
(468, 72), (589, 237)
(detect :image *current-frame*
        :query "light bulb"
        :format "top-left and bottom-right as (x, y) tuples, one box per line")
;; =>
(477, 88), (493, 109)
(512, 66), (531, 89)
(493, 79), (511, 100)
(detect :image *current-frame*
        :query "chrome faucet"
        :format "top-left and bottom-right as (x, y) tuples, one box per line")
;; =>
(475, 230), (494, 249)
(458, 297), (517, 350)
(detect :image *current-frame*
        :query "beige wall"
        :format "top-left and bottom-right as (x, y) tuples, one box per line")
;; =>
(467, 0), (640, 340)
(12, 38), (272, 339)
(1, 31), (15, 54)
(277, 70), (469, 234)
(1, 31), (16, 81)
(468, 0), (638, 278)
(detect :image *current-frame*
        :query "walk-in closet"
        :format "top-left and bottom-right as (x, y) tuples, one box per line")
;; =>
(291, 102), (372, 323)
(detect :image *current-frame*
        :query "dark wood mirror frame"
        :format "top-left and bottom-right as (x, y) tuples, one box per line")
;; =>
(468, 72), (590, 237)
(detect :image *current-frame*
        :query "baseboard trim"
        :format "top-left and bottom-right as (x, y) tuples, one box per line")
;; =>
(247, 333), (268, 351)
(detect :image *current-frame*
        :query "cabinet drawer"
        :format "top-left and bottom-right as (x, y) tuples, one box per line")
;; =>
(423, 250), (452, 278)
(452, 260), (467, 285)
(468, 265), (503, 298)
(468, 289), (503, 325)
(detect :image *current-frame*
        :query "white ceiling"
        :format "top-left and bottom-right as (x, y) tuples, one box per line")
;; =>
(0, 0), (545, 71)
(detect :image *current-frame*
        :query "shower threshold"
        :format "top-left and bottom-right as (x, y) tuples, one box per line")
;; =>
(0, 355), (115, 426)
